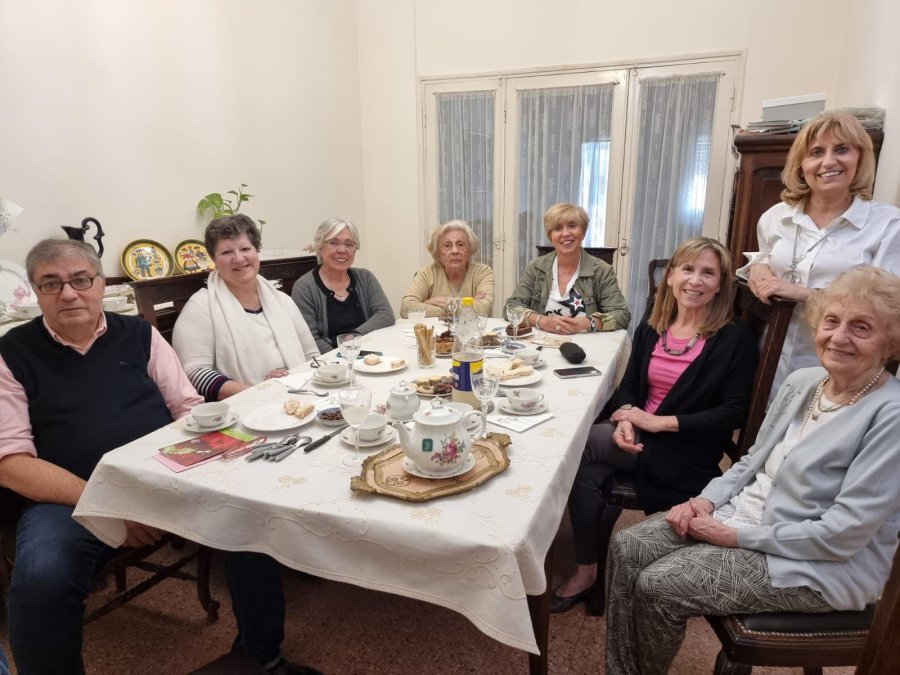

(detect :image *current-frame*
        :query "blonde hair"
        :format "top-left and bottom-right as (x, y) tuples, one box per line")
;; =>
(648, 237), (734, 336)
(543, 203), (589, 238)
(781, 112), (875, 206)
(427, 220), (479, 263)
(805, 265), (900, 360)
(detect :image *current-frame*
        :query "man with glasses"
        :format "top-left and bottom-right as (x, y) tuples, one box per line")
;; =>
(0, 239), (322, 675)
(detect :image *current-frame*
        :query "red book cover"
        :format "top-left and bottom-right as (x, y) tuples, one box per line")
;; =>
(156, 428), (261, 469)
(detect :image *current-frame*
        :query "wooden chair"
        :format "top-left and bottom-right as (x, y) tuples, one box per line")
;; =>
(585, 279), (797, 615)
(0, 488), (219, 626)
(132, 255), (317, 343)
(857, 541), (900, 674)
(535, 245), (616, 265)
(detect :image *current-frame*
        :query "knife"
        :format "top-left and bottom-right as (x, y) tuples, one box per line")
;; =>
(303, 424), (349, 453)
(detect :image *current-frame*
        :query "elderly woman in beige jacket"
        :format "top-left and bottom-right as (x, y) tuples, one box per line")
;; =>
(400, 220), (494, 318)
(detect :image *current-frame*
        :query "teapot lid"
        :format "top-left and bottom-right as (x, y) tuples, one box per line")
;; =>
(413, 397), (461, 424)
(391, 379), (417, 394)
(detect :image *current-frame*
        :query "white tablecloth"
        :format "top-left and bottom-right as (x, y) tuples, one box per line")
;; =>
(73, 321), (628, 654)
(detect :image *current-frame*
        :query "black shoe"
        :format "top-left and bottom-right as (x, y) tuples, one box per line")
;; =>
(550, 587), (592, 614)
(267, 658), (324, 675)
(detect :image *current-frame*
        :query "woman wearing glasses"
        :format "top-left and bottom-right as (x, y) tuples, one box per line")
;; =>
(172, 214), (320, 401)
(292, 218), (395, 353)
(400, 220), (494, 318)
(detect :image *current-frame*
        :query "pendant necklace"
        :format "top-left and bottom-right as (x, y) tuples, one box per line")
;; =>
(799, 366), (885, 436)
(660, 331), (700, 356)
(782, 223), (830, 284)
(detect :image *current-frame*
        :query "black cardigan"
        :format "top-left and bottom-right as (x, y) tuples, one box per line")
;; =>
(612, 319), (758, 513)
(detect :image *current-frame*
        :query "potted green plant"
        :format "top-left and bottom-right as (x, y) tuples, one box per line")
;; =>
(196, 183), (266, 228)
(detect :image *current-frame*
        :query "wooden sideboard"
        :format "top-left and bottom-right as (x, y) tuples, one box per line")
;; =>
(725, 129), (884, 274)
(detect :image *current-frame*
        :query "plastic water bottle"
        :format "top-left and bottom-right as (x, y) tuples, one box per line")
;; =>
(451, 297), (484, 409)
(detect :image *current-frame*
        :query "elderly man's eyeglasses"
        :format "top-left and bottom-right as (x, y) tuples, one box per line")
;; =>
(325, 239), (357, 251)
(34, 275), (98, 295)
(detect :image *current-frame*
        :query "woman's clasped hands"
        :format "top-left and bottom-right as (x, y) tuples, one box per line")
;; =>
(665, 497), (737, 547)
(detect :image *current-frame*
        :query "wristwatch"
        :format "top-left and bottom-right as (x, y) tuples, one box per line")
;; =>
(619, 404), (633, 410)
(588, 317), (597, 333)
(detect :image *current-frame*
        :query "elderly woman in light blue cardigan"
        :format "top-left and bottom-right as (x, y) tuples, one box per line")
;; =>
(604, 265), (900, 675)
(292, 218), (395, 353)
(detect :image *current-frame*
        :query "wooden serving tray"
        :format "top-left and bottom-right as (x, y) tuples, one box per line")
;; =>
(350, 433), (511, 502)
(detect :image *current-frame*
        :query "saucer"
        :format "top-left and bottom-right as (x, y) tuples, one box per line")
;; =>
(402, 455), (477, 479)
(183, 412), (239, 433)
(497, 400), (549, 416)
(312, 373), (351, 387)
(340, 425), (399, 447)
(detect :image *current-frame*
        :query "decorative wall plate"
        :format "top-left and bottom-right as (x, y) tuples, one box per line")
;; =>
(173, 239), (215, 274)
(121, 240), (174, 281)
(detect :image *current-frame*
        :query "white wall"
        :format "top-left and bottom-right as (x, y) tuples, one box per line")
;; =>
(358, 0), (854, 310)
(835, 0), (900, 205)
(0, 0), (365, 273)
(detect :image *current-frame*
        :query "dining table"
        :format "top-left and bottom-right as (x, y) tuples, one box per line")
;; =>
(73, 319), (629, 673)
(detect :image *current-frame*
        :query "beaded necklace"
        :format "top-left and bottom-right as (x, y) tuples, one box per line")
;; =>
(798, 366), (885, 437)
(660, 331), (700, 356)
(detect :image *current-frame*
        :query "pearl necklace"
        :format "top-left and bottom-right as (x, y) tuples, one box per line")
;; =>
(799, 366), (885, 437)
(660, 331), (700, 356)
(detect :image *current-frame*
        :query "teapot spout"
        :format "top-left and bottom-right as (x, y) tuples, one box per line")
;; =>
(392, 420), (414, 460)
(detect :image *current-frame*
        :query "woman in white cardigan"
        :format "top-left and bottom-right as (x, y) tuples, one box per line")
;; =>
(173, 215), (319, 400)
(605, 266), (900, 675)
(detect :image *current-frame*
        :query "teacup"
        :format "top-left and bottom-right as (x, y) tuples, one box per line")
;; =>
(102, 296), (127, 312)
(191, 402), (229, 428)
(316, 363), (348, 383)
(16, 302), (42, 318)
(517, 348), (541, 366)
(507, 388), (544, 412)
(358, 413), (388, 442)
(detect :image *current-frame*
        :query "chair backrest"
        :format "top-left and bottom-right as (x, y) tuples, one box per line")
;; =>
(535, 245), (616, 265)
(132, 255), (317, 343)
(857, 539), (900, 673)
(731, 279), (796, 459)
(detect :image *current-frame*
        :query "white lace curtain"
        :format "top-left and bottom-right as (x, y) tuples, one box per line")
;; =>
(436, 90), (495, 264)
(516, 84), (615, 272)
(625, 72), (721, 324)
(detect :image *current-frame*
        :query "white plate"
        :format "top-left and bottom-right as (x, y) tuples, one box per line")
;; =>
(353, 356), (408, 374)
(311, 373), (351, 387)
(242, 402), (317, 432)
(339, 425), (398, 448)
(183, 412), (240, 433)
(416, 387), (453, 398)
(402, 455), (476, 479)
(491, 326), (533, 340)
(497, 370), (543, 387)
(0, 260), (36, 315)
(498, 400), (549, 416)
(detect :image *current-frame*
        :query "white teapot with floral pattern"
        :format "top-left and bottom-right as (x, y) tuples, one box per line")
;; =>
(393, 398), (485, 478)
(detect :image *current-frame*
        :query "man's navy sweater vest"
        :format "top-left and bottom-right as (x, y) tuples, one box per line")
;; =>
(0, 313), (173, 480)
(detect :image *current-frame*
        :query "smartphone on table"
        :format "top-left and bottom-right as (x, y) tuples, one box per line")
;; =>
(553, 366), (602, 379)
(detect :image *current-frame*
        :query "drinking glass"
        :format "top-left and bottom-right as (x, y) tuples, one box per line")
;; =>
(506, 302), (527, 342)
(339, 384), (373, 466)
(337, 333), (361, 385)
(472, 372), (500, 421)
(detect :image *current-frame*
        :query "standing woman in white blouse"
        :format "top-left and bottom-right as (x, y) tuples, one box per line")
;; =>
(741, 111), (900, 395)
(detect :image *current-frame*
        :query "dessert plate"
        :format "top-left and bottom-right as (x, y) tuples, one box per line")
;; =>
(242, 403), (316, 432)
(353, 356), (408, 374)
(340, 425), (399, 447)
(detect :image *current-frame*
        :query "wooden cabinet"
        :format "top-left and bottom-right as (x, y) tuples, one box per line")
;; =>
(726, 130), (884, 274)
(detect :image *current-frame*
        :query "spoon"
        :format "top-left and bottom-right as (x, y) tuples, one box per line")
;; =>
(287, 388), (329, 397)
(268, 435), (313, 461)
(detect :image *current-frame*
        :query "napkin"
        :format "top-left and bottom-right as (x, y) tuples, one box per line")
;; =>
(279, 372), (315, 389)
(487, 411), (553, 433)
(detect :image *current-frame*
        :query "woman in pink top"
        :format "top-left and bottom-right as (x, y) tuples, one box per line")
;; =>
(552, 237), (758, 613)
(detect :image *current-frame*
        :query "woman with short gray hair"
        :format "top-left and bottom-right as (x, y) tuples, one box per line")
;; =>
(400, 219), (494, 318)
(292, 217), (394, 352)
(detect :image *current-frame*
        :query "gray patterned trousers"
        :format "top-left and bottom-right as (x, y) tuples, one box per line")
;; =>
(605, 514), (832, 675)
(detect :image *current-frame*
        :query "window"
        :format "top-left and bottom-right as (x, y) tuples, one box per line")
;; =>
(421, 55), (740, 315)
